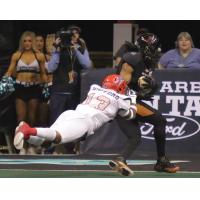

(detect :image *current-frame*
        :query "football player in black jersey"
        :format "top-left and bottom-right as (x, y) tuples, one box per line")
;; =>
(109, 33), (180, 176)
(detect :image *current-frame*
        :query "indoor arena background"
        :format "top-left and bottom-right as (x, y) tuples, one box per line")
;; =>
(0, 21), (200, 177)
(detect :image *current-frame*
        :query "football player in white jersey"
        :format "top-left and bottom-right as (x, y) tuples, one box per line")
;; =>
(14, 74), (137, 165)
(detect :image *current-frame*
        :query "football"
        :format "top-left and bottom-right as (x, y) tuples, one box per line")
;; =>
(138, 76), (150, 89)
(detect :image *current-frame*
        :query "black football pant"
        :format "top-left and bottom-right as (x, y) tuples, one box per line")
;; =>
(116, 100), (167, 160)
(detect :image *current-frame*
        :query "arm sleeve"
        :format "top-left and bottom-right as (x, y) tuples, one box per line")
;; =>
(74, 49), (92, 69)
(47, 51), (60, 72)
(158, 51), (172, 68)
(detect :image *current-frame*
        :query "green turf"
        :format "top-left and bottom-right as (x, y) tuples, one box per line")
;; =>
(0, 170), (200, 178)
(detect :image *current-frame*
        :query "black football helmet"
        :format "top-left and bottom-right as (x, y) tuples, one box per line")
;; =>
(136, 33), (161, 68)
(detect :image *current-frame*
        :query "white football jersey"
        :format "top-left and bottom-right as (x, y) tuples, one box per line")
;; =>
(76, 84), (132, 132)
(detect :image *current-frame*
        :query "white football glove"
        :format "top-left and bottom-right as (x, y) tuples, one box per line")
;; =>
(125, 89), (137, 105)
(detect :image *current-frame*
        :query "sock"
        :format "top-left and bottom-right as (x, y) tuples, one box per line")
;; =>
(27, 136), (45, 146)
(36, 128), (57, 141)
(28, 127), (37, 136)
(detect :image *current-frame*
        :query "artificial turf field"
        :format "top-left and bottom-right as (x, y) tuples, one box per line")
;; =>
(0, 154), (199, 178)
(0, 170), (200, 178)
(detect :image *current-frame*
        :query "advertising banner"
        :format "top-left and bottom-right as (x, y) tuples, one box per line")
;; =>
(80, 69), (200, 156)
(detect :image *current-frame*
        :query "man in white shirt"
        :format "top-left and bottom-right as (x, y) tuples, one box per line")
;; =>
(14, 74), (137, 176)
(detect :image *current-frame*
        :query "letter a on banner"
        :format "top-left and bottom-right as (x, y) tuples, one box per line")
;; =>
(160, 81), (173, 93)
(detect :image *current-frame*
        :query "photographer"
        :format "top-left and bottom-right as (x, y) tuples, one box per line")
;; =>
(47, 25), (92, 154)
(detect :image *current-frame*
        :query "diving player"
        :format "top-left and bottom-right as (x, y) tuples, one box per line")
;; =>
(14, 74), (137, 175)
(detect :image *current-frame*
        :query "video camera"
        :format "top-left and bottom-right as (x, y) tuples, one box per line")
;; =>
(55, 25), (81, 49)
(56, 28), (74, 49)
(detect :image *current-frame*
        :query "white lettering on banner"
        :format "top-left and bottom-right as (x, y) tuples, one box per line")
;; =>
(144, 95), (200, 116)
(166, 96), (184, 115)
(160, 81), (200, 93)
(160, 81), (173, 93)
(190, 82), (200, 93)
(141, 114), (200, 140)
(141, 79), (200, 140)
(142, 95), (160, 110)
(184, 96), (200, 116)
(174, 82), (188, 93)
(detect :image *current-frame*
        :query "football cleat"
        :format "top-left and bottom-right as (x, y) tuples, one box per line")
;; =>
(14, 121), (35, 150)
(109, 157), (134, 176)
(154, 156), (180, 173)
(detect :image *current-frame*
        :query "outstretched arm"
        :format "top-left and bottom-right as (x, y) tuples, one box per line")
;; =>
(118, 104), (137, 120)
(118, 92), (137, 120)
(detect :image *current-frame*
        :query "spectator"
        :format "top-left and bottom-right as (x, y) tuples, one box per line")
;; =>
(158, 32), (200, 69)
(3, 31), (47, 154)
(47, 25), (92, 154)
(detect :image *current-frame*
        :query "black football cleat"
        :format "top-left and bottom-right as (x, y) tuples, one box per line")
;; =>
(154, 156), (180, 173)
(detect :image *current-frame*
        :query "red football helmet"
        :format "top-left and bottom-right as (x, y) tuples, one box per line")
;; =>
(102, 74), (128, 94)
